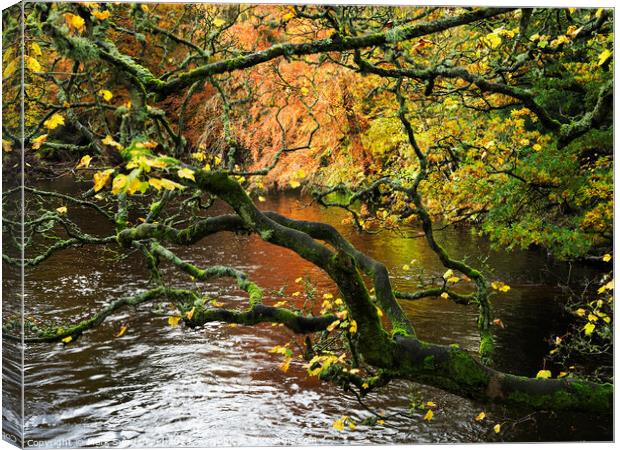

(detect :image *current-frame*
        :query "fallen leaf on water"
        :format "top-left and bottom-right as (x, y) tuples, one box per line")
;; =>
(423, 409), (433, 421)
(115, 325), (128, 338)
(475, 411), (486, 421)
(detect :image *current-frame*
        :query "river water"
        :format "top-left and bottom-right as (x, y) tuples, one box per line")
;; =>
(3, 181), (612, 445)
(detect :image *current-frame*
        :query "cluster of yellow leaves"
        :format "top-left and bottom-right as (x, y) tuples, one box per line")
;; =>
(332, 415), (356, 432)
(305, 353), (346, 377)
(268, 344), (293, 373)
(491, 281), (511, 293)
(92, 10), (110, 20)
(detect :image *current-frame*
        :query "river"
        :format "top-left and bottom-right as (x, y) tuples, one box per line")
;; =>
(3, 179), (612, 445)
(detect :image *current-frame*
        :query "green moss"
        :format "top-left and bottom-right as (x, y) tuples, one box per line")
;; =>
(447, 347), (489, 387)
(423, 355), (435, 370)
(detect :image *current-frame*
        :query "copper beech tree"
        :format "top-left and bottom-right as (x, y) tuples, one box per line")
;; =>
(2, 2), (613, 417)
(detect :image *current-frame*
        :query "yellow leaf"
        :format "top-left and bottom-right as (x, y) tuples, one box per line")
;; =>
(587, 313), (598, 323)
(185, 307), (196, 320)
(92, 10), (110, 20)
(213, 18), (226, 27)
(115, 325), (128, 338)
(484, 32), (502, 48)
(323, 293), (333, 299)
(349, 320), (357, 334)
(141, 4), (149, 12)
(32, 134), (48, 150)
(475, 411), (486, 422)
(111, 174), (128, 195)
(583, 322), (595, 336)
(177, 167), (195, 182)
(402, 264), (410, 271)
(61, 336), (73, 344)
(426, 401), (436, 408)
(598, 49), (612, 66)
(332, 418), (345, 431)
(3, 58), (18, 78)
(558, 371), (568, 378)
(443, 269), (454, 280)
(168, 316), (181, 327)
(532, 143), (542, 151)
(279, 356), (292, 373)
(159, 178), (185, 191)
(101, 135), (122, 149)
(282, 12), (295, 21)
(300, 87), (309, 96)
(93, 169), (114, 192)
(595, 8), (604, 18)
(327, 320), (340, 332)
(30, 42), (42, 56)
(25, 56), (42, 72)
(376, 306), (383, 317)
(65, 13), (86, 33)
(295, 277), (303, 283)
(440, 292), (450, 299)
(191, 152), (206, 162)
(377, 419), (385, 425)
(602, 254), (612, 262)
(290, 180), (301, 189)
(493, 424), (501, 434)
(294, 169), (306, 179)
(423, 409), (433, 421)
(76, 155), (92, 169)
(98, 89), (113, 102)
(55, 206), (68, 214)
(43, 113), (65, 130)
(575, 308), (586, 317)
(362, 382), (369, 389)
(535, 369), (551, 379)
(447, 276), (460, 283)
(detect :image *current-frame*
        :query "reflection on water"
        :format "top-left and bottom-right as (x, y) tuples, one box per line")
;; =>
(3, 184), (612, 445)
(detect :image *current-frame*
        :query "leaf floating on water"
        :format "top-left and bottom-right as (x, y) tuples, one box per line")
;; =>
(493, 423), (501, 433)
(535, 369), (551, 379)
(602, 254), (612, 262)
(62, 336), (73, 344)
(56, 206), (68, 214)
(115, 325), (128, 337)
(423, 409), (433, 421)
(426, 401), (436, 408)
(475, 411), (486, 421)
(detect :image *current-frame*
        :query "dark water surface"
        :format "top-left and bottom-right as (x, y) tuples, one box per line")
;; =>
(5, 181), (612, 446)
